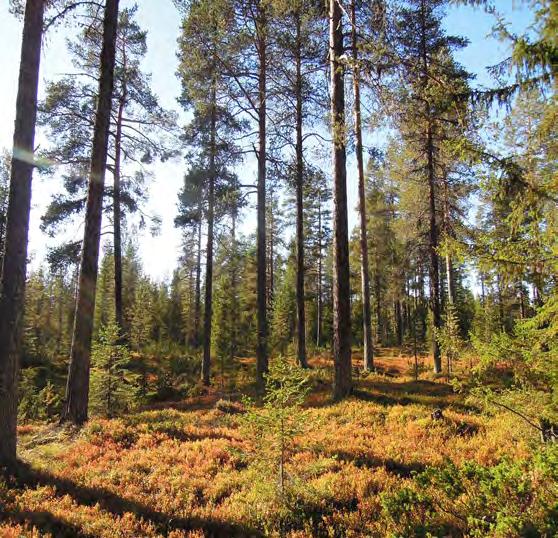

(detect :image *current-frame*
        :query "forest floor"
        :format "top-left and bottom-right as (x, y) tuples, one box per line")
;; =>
(0, 349), (546, 537)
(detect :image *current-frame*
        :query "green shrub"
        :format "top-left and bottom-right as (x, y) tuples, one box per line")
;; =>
(381, 446), (558, 537)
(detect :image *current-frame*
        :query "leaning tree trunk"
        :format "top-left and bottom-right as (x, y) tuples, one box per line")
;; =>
(202, 84), (217, 386)
(351, 0), (373, 371)
(0, 0), (45, 467)
(330, 0), (352, 400)
(294, 14), (307, 368)
(62, 0), (120, 426)
(256, 6), (268, 392)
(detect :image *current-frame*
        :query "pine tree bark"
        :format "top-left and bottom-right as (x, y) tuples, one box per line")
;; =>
(351, 0), (373, 371)
(202, 85), (217, 386)
(62, 0), (120, 426)
(113, 89), (126, 335)
(294, 14), (308, 369)
(330, 0), (352, 400)
(256, 5), (268, 392)
(194, 215), (202, 348)
(0, 0), (45, 467)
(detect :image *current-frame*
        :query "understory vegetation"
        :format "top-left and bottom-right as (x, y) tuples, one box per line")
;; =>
(2, 354), (558, 537)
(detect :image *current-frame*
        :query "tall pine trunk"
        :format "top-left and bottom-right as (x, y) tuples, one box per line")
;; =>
(330, 0), (352, 400)
(113, 90), (126, 335)
(62, 0), (120, 425)
(202, 85), (217, 386)
(194, 215), (202, 348)
(256, 6), (268, 391)
(351, 0), (373, 371)
(426, 123), (442, 373)
(294, 14), (307, 368)
(0, 0), (45, 466)
(419, 0), (441, 373)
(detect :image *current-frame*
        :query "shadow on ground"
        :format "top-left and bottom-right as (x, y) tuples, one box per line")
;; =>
(3, 461), (263, 538)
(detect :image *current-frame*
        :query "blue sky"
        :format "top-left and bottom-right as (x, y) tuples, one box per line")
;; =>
(0, 0), (534, 280)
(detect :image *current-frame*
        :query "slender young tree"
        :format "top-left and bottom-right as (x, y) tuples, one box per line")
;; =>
(391, 0), (471, 372)
(255, 1), (269, 391)
(350, 0), (374, 371)
(294, 10), (308, 368)
(0, 0), (45, 467)
(177, 0), (245, 383)
(330, 0), (352, 399)
(62, 0), (120, 426)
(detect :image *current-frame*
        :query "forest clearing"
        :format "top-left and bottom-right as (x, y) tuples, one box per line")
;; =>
(0, 0), (556, 536)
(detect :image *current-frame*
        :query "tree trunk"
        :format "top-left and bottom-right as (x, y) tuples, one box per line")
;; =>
(0, 0), (45, 466)
(374, 270), (383, 345)
(426, 123), (442, 373)
(202, 85), (217, 386)
(316, 190), (322, 348)
(62, 0), (120, 426)
(351, 0), (373, 371)
(267, 191), (274, 310)
(418, 261), (427, 340)
(294, 14), (308, 369)
(194, 214), (202, 347)
(497, 273), (505, 330)
(445, 253), (455, 306)
(256, 6), (268, 392)
(113, 91), (126, 335)
(230, 205), (238, 368)
(330, 0), (352, 400)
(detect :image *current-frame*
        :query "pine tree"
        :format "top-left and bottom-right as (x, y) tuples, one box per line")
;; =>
(40, 5), (176, 335)
(273, 0), (327, 369)
(62, 0), (120, 426)
(0, 0), (45, 466)
(330, 0), (352, 399)
(350, 0), (374, 371)
(391, 0), (471, 372)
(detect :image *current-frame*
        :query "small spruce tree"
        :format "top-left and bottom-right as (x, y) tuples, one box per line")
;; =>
(90, 322), (140, 417)
(241, 355), (311, 532)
